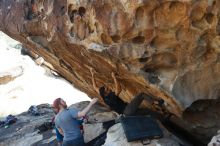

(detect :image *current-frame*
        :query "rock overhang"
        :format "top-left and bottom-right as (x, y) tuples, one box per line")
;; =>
(0, 1), (220, 143)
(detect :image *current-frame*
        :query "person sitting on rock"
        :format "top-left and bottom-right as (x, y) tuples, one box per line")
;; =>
(53, 97), (98, 146)
(90, 68), (165, 116)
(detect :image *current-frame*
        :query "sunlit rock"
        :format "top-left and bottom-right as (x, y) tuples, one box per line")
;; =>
(0, 0), (220, 144)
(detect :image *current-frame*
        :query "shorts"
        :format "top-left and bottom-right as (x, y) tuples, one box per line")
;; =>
(62, 136), (85, 146)
(55, 128), (63, 142)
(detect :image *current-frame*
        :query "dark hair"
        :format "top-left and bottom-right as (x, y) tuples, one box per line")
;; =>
(31, 0), (36, 4)
(99, 86), (106, 98)
(53, 98), (62, 110)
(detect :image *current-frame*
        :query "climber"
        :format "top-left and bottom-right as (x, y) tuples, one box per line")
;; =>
(51, 107), (63, 146)
(27, 0), (38, 20)
(52, 108), (85, 146)
(53, 97), (98, 146)
(90, 68), (165, 116)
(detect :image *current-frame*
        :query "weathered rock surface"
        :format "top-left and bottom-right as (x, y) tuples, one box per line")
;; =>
(0, 102), (110, 146)
(208, 130), (220, 146)
(0, 104), (56, 146)
(0, 102), (191, 146)
(70, 101), (118, 123)
(103, 123), (191, 146)
(0, 101), (118, 146)
(0, 66), (23, 85)
(0, 0), (220, 144)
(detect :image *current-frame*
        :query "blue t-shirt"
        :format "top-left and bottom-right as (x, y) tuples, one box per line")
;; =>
(55, 108), (82, 141)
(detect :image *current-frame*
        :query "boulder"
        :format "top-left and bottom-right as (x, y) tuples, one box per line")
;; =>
(0, 66), (23, 85)
(70, 101), (118, 123)
(0, 102), (117, 146)
(0, 104), (56, 146)
(208, 130), (220, 146)
(83, 123), (105, 143)
(103, 123), (191, 146)
(0, 0), (220, 144)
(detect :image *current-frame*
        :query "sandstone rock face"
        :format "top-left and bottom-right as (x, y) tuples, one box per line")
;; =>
(0, 0), (220, 144)
(0, 66), (23, 85)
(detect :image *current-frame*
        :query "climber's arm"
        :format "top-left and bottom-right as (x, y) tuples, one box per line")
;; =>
(77, 98), (98, 118)
(90, 68), (99, 93)
(112, 72), (122, 96)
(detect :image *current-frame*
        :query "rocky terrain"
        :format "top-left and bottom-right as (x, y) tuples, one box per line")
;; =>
(0, 0), (220, 144)
(0, 102), (192, 146)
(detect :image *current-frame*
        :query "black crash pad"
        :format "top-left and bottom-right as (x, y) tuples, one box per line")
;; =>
(120, 116), (163, 142)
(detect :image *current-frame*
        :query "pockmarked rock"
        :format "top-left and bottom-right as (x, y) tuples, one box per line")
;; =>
(0, 0), (220, 144)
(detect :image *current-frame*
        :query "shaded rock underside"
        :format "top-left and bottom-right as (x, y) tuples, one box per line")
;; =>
(1, 0), (220, 144)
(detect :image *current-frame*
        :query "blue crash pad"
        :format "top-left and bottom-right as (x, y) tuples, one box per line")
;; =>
(120, 116), (163, 142)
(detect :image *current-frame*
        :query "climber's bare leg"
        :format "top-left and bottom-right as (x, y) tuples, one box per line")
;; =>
(123, 93), (154, 116)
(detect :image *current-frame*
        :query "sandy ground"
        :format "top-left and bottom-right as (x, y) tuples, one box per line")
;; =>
(0, 32), (90, 117)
